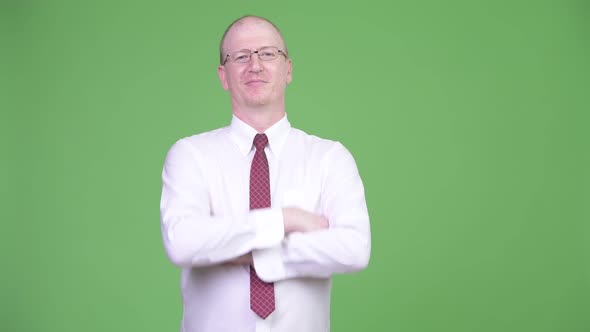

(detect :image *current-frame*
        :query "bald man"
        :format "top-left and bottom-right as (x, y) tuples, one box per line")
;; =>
(160, 15), (371, 332)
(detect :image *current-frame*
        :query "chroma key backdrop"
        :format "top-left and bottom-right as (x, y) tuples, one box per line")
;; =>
(1, 1), (588, 331)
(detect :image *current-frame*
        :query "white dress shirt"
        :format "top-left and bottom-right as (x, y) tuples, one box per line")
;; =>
(160, 115), (371, 332)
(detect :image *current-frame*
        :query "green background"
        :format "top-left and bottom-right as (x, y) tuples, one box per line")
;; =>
(1, 0), (588, 331)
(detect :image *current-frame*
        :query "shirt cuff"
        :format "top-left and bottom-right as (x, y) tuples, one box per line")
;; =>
(252, 245), (286, 282)
(248, 208), (285, 249)
(249, 208), (287, 282)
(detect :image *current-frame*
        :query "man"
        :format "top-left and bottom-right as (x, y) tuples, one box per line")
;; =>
(160, 15), (371, 332)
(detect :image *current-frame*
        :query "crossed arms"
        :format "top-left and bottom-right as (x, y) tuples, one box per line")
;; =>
(160, 139), (371, 282)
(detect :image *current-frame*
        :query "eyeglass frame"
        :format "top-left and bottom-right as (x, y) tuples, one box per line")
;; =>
(222, 46), (288, 65)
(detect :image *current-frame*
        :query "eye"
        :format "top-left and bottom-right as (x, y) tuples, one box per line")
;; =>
(259, 49), (277, 60)
(233, 54), (250, 62)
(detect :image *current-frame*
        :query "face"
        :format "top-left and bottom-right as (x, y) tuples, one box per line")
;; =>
(218, 19), (293, 108)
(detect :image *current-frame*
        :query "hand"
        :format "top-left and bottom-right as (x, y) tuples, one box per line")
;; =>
(282, 207), (329, 234)
(224, 253), (253, 265)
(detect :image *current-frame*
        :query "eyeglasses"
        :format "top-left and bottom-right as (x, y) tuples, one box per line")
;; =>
(222, 46), (287, 65)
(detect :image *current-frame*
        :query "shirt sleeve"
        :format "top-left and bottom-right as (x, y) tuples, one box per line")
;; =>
(252, 142), (371, 281)
(160, 139), (285, 268)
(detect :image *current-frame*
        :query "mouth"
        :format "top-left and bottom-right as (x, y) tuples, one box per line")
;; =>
(245, 79), (268, 85)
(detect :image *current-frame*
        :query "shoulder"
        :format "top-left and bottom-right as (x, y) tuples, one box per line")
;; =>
(165, 126), (231, 161)
(181, 126), (229, 147)
(290, 128), (362, 180)
(289, 127), (354, 160)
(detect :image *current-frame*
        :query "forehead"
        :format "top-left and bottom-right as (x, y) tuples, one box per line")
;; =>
(223, 19), (284, 51)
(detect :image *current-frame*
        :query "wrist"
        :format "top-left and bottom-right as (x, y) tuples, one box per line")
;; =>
(282, 208), (297, 234)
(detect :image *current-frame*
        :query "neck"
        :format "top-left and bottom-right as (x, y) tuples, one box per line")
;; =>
(232, 104), (285, 133)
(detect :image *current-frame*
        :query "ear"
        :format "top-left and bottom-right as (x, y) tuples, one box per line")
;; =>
(217, 65), (229, 90)
(286, 58), (293, 84)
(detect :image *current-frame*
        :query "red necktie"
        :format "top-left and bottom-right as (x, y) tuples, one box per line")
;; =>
(249, 133), (276, 319)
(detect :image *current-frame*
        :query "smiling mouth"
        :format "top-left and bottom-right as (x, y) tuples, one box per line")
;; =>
(246, 80), (267, 85)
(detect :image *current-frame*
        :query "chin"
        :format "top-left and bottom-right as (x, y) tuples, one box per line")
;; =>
(244, 95), (272, 106)
(245, 100), (270, 107)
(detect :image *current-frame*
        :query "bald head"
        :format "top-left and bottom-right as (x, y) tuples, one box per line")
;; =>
(219, 15), (289, 65)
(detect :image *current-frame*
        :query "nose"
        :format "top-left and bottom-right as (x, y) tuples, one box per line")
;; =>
(248, 54), (264, 72)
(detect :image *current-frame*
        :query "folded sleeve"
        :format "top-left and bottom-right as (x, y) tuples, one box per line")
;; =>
(253, 142), (371, 281)
(160, 139), (284, 268)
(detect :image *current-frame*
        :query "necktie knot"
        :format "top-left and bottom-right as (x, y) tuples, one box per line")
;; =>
(253, 133), (268, 151)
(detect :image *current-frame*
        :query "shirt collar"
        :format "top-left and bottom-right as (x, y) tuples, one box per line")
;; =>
(229, 114), (291, 157)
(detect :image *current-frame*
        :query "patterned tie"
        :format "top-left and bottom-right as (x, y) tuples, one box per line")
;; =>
(249, 133), (276, 319)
